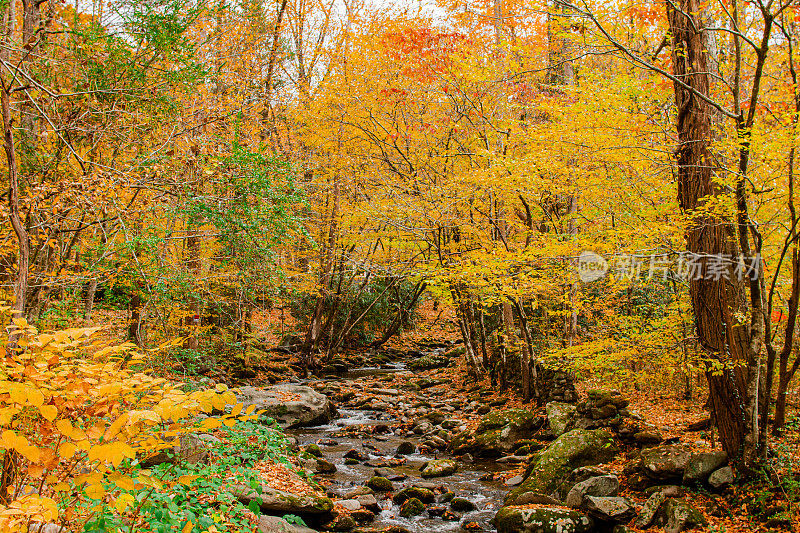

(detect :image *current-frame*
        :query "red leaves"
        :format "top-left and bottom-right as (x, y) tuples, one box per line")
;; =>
(381, 26), (470, 82)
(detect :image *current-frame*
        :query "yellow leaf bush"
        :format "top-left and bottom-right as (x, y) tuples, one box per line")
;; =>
(0, 306), (252, 532)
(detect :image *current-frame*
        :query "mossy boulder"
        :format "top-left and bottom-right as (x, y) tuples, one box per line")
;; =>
(303, 444), (323, 458)
(493, 506), (594, 533)
(366, 476), (393, 492)
(399, 497), (425, 518)
(450, 408), (539, 458)
(393, 486), (436, 504)
(421, 459), (458, 478)
(444, 346), (466, 358)
(546, 401), (577, 437)
(231, 484), (333, 515)
(408, 354), (449, 371)
(506, 429), (619, 503)
(656, 498), (707, 533)
(450, 497), (476, 512)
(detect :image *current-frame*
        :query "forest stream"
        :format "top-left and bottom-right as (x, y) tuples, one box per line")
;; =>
(288, 358), (509, 532)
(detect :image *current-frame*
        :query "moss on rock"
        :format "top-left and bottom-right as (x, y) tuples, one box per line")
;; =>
(506, 429), (619, 503)
(493, 506), (594, 533)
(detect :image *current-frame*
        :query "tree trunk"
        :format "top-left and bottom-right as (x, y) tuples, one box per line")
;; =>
(2, 1), (28, 324)
(84, 279), (98, 321)
(667, 0), (751, 464)
(128, 293), (145, 346)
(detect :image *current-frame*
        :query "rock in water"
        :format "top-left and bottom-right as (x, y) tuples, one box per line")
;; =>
(450, 497), (476, 512)
(421, 459), (458, 478)
(546, 401), (577, 437)
(399, 497), (425, 518)
(393, 486), (435, 504)
(236, 384), (336, 428)
(396, 441), (415, 455)
(493, 506), (594, 533)
(366, 476), (393, 492)
(506, 429), (619, 503)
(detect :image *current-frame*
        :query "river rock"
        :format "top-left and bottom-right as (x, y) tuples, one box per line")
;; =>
(450, 497), (476, 512)
(338, 499), (361, 511)
(393, 486), (435, 504)
(373, 467), (406, 481)
(493, 506), (594, 533)
(564, 475), (620, 508)
(231, 483), (333, 514)
(506, 429), (619, 502)
(505, 475), (524, 486)
(344, 449), (369, 461)
(304, 458), (337, 474)
(450, 408), (539, 457)
(409, 353), (449, 370)
(323, 512), (356, 531)
(357, 494), (380, 512)
(421, 459), (458, 478)
(257, 515), (317, 533)
(546, 401), (577, 437)
(396, 441), (415, 455)
(399, 497), (425, 518)
(683, 450), (728, 484)
(366, 476), (392, 492)
(236, 384), (336, 428)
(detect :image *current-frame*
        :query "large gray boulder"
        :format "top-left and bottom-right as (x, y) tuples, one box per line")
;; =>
(493, 506), (594, 533)
(450, 409), (539, 457)
(683, 450), (728, 484)
(506, 429), (619, 502)
(564, 475), (620, 508)
(546, 401), (577, 437)
(708, 466), (734, 489)
(583, 496), (636, 522)
(231, 483), (334, 514)
(640, 444), (693, 481)
(236, 384), (336, 428)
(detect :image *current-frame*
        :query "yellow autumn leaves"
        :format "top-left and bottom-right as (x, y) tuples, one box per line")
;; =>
(0, 307), (258, 532)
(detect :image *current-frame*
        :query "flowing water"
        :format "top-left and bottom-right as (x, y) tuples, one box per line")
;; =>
(289, 365), (506, 532)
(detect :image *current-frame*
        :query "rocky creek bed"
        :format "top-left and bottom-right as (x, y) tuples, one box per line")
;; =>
(288, 363), (508, 532)
(206, 345), (785, 533)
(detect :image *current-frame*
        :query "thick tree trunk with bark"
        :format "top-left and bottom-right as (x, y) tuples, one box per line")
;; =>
(667, 0), (753, 464)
